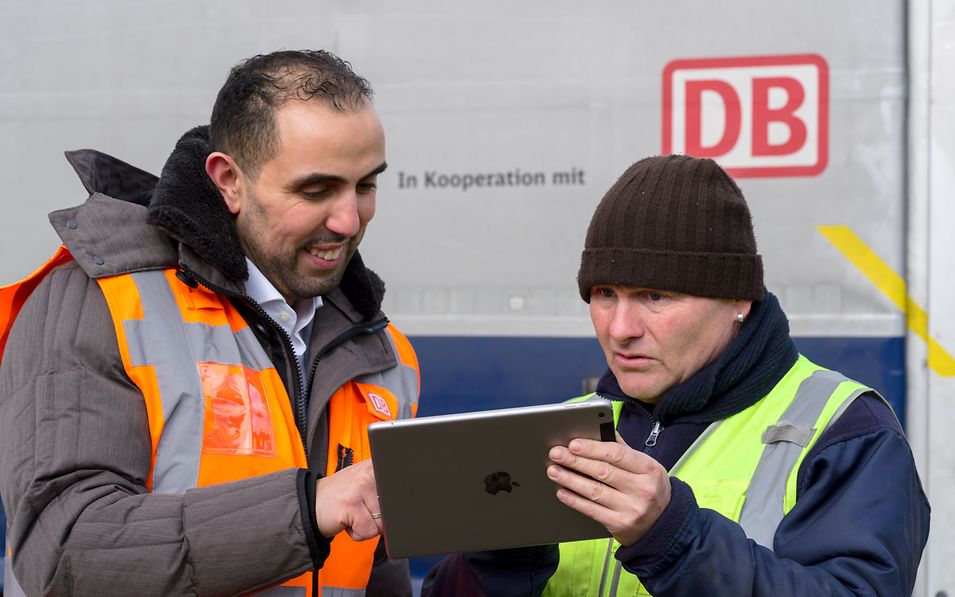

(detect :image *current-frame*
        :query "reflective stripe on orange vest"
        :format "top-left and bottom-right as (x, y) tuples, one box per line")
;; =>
(97, 269), (306, 489)
(98, 269), (319, 593)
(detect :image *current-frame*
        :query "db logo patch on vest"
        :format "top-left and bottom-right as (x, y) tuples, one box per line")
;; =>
(368, 393), (392, 418)
(355, 381), (400, 421)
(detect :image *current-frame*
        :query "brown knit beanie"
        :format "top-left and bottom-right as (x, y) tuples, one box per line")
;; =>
(577, 155), (764, 302)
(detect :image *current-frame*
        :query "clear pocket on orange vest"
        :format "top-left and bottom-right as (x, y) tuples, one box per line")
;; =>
(198, 362), (275, 457)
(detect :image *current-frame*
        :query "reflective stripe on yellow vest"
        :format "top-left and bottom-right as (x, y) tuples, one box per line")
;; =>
(94, 268), (419, 596)
(544, 356), (877, 597)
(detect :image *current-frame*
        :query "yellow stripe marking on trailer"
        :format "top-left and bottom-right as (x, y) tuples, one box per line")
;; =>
(819, 225), (955, 377)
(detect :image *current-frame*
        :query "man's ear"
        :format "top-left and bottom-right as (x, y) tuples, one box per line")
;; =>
(734, 299), (754, 320)
(205, 151), (244, 215)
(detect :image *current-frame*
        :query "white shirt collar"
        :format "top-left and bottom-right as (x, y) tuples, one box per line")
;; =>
(244, 258), (322, 367)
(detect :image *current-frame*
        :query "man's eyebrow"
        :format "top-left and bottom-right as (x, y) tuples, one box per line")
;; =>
(367, 161), (388, 178)
(291, 162), (388, 189)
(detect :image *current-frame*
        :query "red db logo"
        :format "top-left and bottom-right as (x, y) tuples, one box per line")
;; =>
(663, 54), (828, 177)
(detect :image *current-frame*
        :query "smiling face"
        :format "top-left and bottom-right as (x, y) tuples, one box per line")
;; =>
(589, 285), (751, 403)
(211, 99), (386, 304)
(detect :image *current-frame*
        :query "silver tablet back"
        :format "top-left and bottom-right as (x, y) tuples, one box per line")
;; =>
(368, 399), (615, 558)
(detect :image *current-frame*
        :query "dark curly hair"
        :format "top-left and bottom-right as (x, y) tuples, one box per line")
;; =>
(209, 49), (374, 177)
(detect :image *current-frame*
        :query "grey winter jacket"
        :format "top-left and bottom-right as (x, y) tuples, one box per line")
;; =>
(0, 128), (413, 596)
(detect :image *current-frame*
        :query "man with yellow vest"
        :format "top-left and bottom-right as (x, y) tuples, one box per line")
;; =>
(0, 50), (419, 596)
(424, 155), (929, 596)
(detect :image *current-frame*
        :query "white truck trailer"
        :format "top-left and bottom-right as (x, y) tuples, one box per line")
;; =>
(1, 1), (953, 595)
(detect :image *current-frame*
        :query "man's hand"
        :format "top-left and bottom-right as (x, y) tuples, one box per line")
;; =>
(547, 434), (670, 546)
(314, 459), (383, 541)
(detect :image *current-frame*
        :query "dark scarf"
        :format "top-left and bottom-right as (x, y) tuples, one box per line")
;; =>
(597, 290), (799, 425)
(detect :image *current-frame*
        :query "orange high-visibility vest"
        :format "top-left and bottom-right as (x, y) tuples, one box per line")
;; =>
(1, 248), (420, 597)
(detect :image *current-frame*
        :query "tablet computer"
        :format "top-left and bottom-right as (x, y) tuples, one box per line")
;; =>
(368, 399), (615, 558)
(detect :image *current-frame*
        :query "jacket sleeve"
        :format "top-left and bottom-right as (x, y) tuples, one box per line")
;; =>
(616, 396), (931, 596)
(364, 538), (411, 597)
(0, 263), (323, 596)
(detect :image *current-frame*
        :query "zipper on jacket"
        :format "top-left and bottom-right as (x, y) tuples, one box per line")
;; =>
(645, 421), (663, 447)
(176, 266), (309, 446)
(178, 265), (393, 458)
(597, 392), (665, 449)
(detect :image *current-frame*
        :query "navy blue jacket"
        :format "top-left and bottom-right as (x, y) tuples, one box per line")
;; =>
(613, 391), (929, 596)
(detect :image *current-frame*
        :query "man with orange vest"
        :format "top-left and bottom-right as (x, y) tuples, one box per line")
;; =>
(0, 50), (419, 596)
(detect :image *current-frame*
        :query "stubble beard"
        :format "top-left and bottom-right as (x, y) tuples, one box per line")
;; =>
(243, 234), (356, 303)
(236, 195), (358, 303)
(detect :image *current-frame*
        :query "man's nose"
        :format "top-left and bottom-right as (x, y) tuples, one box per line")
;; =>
(326, 191), (361, 237)
(609, 301), (645, 343)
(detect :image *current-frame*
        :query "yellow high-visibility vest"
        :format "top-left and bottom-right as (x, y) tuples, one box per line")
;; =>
(544, 356), (874, 597)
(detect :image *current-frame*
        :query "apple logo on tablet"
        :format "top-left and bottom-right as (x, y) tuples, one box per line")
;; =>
(484, 471), (520, 495)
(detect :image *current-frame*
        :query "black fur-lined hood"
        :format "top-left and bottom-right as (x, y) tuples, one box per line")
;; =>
(61, 126), (386, 321)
